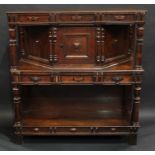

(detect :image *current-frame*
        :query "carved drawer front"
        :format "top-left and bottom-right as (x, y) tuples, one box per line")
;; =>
(60, 74), (94, 84)
(18, 14), (50, 23)
(102, 14), (136, 22)
(22, 127), (49, 135)
(57, 13), (96, 22)
(20, 73), (51, 84)
(103, 74), (133, 85)
(52, 127), (92, 135)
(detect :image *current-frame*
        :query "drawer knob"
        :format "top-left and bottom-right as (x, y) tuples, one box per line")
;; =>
(111, 127), (116, 131)
(33, 127), (39, 132)
(69, 127), (77, 132)
(29, 76), (41, 83)
(114, 15), (125, 21)
(112, 76), (123, 84)
(73, 76), (84, 82)
(28, 16), (39, 21)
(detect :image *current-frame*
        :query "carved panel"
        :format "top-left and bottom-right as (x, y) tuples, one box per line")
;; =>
(104, 25), (130, 63)
(56, 27), (96, 64)
(24, 26), (50, 64)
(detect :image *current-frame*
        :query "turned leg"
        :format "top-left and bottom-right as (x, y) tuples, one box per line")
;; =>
(128, 134), (137, 145)
(15, 135), (23, 144)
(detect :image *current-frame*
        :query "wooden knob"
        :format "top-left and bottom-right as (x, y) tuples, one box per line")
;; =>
(69, 127), (77, 132)
(33, 127), (39, 132)
(111, 127), (116, 131)
(112, 76), (123, 84)
(29, 76), (41, 82)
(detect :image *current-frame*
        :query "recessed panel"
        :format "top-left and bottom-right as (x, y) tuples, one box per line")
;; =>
(56, 27), (96, 64)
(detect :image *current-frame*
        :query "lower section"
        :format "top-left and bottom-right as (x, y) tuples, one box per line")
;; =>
(14, 85), (139, 144)
(14, 126), (138, 145)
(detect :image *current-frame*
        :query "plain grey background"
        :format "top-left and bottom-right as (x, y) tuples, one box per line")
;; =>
(0, 4), (155, 151)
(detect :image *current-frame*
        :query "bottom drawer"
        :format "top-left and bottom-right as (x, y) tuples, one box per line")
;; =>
(18, 126), (134, 135)
(21, 127), (49, 135)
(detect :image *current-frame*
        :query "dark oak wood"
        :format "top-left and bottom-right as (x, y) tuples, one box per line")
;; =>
(7, 10), (147, 144)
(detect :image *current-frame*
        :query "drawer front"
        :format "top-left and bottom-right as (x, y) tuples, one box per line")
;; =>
(52, 127), (92, 135)
(102, 14), (136, 22)
(94, 127), (131, 134)
(60, 75), (94, 84)
(20, 74), (51, 84)
(57, 13), (96, 22)
(18, 14), (50, 23)
(103, 74), (133, 84)
(22, 127), (49, 135)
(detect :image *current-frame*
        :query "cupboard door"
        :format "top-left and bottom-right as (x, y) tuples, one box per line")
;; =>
(56, 27), (96, 64)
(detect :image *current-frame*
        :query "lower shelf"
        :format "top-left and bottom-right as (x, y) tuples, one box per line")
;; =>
(22, 117), (129, 127)
(16, 85), (135, 138)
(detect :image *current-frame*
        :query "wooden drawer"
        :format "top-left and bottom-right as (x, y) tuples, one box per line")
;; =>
(60, 74), (95, 84)
(18, 14), (50, 23)
(22, 127), (49, 135)
(18, 73), (51, 84)
(57, 13), (96, 22)
(103, 74), (133, 84)
(102, 14), (136, 22)
(95, 127), (130, 134)
(21, 74), (50, 84)
(53, 127), (92, 135)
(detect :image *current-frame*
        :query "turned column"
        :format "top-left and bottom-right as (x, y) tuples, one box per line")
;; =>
(129, 84), (142, 145)
(135, 24), (144, 69)
(19, 27), (26, 57)
(132, 84), (142, 126)
(9, 25), (18, 69)
(12, 84), (23, 144)
(48, 27), (57, 64)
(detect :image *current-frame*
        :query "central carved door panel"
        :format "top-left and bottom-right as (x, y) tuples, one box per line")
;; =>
(56, 27), (96, 64)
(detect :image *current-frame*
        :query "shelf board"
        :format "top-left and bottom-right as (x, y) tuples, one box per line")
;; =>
(22, 118), (129, 127)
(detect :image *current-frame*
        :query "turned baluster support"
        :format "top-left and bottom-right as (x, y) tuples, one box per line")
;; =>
(9, 25), (18, 69)
(135, 24), (144, 69)
(49, 27), (53, 64)
(19, 27), (26, 57)
(12, 85), (23, 144)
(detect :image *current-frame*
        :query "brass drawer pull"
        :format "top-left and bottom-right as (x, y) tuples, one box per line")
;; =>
(33, 127), (39, 132)
(112, 76), (123, 84)
(114, 15), (125, 21)
(29, 76), (41, 82)
(28, 16), (40, 21)
(69, 127), (77, 132)
(73, 76), (84, 82)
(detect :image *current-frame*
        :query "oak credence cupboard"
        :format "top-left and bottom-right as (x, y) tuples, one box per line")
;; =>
(7, 10), (147, 145)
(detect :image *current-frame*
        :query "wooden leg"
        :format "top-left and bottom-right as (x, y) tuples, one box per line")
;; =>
(15, 135), (23, 144)
(128, 134), (137, 145)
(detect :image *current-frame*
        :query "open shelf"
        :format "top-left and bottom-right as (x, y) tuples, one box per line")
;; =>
(21, 85), (131, 127)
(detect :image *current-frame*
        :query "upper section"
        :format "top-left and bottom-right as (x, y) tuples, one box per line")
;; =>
(7, 10), (147, 74)
(7, 10), (147, 25)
